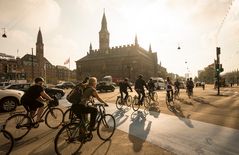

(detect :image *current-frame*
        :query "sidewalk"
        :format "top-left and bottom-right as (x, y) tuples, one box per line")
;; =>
(104, 103), (239, 155)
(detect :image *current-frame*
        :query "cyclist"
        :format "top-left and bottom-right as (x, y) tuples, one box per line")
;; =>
(187, 77), (194, 96)
(174, 79), (180, 94)
(71, 77), (108, 132)
(134, 74), (148, 105)
(21, 77), (54, 125)
(166, 77), (173, 102)
(147, 78), (155, 100)
(119, 78), (133, 103)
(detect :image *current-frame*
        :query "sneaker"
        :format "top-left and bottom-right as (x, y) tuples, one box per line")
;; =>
(33, 122), (39, 128)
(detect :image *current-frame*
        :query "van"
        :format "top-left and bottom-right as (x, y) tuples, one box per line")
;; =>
(150, 77), (165, 90)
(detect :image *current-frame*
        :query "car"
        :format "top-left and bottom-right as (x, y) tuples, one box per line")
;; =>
(196, 82), (202, 87)
(55, 82), (75, 89)
(178, 81), (186, 89)
(96, 81), (115, 92)
(0, 82), (11, 89)
(150, 77), (165, 90)
(4, 83), (65, 99)
(0, 89), (24, 112)
(45, 87), (65, 99)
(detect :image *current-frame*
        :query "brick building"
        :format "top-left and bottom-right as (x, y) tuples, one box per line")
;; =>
(0, 29), (76, 83)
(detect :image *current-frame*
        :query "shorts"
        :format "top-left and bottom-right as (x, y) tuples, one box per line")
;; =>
(21, 97), (44, 111)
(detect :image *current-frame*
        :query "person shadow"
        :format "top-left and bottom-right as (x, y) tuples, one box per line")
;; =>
(128, 111), (152, 152)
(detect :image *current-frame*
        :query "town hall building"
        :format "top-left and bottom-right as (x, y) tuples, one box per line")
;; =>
(76, 12), (160, 82)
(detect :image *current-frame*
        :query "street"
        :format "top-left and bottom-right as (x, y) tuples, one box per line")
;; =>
(1, 85), (239, 155)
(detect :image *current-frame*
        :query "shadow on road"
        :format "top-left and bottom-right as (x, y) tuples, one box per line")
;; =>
(112, 109), (129, 127)
(128, 111), (152, 153)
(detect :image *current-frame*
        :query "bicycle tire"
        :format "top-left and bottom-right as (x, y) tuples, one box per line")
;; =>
(4, 113), (31, 141)
(126, 95), (133, 107)
(116, 97), (123, 110)
(153, 92), (158, 101)
(54, 122), (84, 155)
(63, 108), (78, 124)
(97, 114), (116, 141)
(45, 108), (63, 129)
(143, 96), (150, 108)
(0, 129), (14, 155)
(132, 97), (140, 111)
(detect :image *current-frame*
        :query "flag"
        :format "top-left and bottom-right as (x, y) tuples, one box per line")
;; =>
(64, 57), (70, 65)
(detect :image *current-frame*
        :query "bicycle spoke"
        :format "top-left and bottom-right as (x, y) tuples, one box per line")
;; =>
(45, 108), (63, 129)
(4, 114), (31, 141)
(97, 114), (116, 141)
(55, 123), (84, 155)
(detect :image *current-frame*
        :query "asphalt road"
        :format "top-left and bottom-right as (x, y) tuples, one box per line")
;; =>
(1, 85), (239, 155)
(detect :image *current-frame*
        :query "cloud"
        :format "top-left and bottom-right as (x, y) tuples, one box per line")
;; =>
(0, 0), (61, 32)
(44, 34), (80, 68)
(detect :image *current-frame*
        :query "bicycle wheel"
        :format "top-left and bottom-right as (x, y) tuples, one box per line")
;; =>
(0, 129), (14, 155)
(63, 108), (77, 124)
(143, 96), (150, 108)
(153, 92), (158, 101)
(4, 114), (31, 141)
(54, 123), (84, 155)
(97, 114), (116, 141)
(132, 97), (140, 111)
(45, 108), (63, 129)
(126, 95), (133, 107)
(115, 97), (123, 110)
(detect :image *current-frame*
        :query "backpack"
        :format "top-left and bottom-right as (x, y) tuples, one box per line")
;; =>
(66, 84), (84, 104)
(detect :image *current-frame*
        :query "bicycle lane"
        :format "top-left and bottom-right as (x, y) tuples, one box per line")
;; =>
(105, 103), (239, 155)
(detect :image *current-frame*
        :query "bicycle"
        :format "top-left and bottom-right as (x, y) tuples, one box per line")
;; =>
(148, 89), (158, 102)
(54, 103), (116, 155)
(132, 93), (150, 111)
(63, 97), (96, 125)
(174, 87), (179, 100)
(166, 90), (174, 107)
(3, 97), (63, 141)
(115, 94), (133, 110)
(0, 124), (14, 155)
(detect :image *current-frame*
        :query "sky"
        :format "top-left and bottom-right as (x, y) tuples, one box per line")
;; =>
(0, 0), (239, 78)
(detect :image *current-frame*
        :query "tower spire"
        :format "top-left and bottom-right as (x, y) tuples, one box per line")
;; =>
(135, 34), (138, 46)
(149, 44), (152, 53)
(36, 27), (43, 44)
(89, 43), (92, 51)
(99, 10), (110, 51)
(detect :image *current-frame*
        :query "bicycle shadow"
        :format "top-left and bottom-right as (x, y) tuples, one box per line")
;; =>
(128, 111), (152, 152)
(112, 109), (129, 127)
(147, 101), (161, 118)
(169, 101), (194, 128)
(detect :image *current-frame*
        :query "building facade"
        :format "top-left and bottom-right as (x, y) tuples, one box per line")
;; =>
(76, 12), (159, 82)
(0, 29), (76, 84)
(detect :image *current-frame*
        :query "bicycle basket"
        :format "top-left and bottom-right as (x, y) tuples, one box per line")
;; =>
(49, 97), (59, 107)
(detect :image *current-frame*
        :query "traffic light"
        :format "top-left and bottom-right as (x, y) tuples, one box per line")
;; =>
(215, 63), (220, 73)
(219, 64), (224, 73)
(215, 64), (224, 73)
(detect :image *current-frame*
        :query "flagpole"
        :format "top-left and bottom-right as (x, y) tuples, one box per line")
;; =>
(68, 57), (70, 81)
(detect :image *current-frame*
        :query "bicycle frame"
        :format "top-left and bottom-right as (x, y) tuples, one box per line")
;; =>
(27, 104), (52, 123)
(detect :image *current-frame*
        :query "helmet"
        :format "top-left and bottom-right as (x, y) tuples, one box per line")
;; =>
(124, 78), (129, 81)
(35, 77), (44, 83)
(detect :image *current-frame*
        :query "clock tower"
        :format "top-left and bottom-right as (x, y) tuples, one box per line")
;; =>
(99, 11), (110, 52)
(36, 28), (44, 78)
